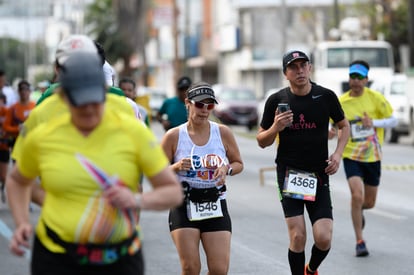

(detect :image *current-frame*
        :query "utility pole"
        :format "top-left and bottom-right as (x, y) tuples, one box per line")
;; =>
(25, 0), (32, 80)
(333, 0), (339, 29)
(185, 0), (190, 65)
(409, 0), (414, 68)
(172, 0), (180, 87)
(281, 0), (287, 54)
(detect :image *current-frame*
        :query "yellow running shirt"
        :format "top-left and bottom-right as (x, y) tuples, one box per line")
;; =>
(12, 93), (135, 162)
(339, 87), (393, 162)
(17, 108), (168, 253)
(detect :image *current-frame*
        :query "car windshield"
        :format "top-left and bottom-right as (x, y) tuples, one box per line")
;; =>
(220, 89), (256, 101)
(327, 47), (391, 68)
(390, 81), (406, 96)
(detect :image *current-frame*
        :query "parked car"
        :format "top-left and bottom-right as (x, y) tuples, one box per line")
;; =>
(137, 86), (167, 119)
(369, 73), (413, 143)
(212, 84), (258, 131)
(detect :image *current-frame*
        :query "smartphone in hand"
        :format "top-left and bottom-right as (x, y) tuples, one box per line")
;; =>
(278, 103), (290, 113)
(278, 103), (292, 127)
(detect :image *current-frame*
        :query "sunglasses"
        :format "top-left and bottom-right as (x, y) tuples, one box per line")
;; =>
(190, 100), (215, 110)
(350, 74), (365, 80)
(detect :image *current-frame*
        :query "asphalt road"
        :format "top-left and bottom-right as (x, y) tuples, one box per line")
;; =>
(0, 122), (413, 274)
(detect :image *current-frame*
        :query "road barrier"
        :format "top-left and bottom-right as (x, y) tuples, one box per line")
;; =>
(259, 166), (275, 186)
(382, 164), (414, 171)
(259, 164), (414, 185)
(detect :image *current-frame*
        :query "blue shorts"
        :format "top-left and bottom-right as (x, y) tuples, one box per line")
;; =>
(343, 158), (381, 186)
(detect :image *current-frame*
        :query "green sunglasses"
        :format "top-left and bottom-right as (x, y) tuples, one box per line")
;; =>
(350, 73), (365, 80)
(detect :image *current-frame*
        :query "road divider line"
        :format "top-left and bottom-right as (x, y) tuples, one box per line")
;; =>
(0, 218), (31, 260)
(259, 164), (414, 185)
(0, 218), (13, 239)
(370, 208), (408, 221)
(231, 240), (289, 269)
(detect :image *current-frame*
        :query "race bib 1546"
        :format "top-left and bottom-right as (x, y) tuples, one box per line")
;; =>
(186, 200), (223, 221)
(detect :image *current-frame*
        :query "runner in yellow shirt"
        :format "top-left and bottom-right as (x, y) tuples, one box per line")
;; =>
(338, 60), (396, 257)
(11, 34), (139, 205)
(6, 51), (182, 275)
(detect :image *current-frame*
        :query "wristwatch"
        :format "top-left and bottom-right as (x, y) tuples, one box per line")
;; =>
(226, 164), (233, 176)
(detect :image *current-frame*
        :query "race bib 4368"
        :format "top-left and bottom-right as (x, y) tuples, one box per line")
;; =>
(282, 168), (317, 201)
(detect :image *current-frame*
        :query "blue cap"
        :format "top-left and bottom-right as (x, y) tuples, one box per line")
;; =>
(349, 63), (368, 77)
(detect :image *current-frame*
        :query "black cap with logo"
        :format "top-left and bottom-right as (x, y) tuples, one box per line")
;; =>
(282, 50), (310, 73)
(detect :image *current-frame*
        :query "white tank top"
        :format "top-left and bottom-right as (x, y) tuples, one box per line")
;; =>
(174, 121), (228, 194)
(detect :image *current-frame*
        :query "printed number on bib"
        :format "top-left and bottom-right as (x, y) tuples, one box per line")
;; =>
(283, 169), (317, 201)
(187, 199), (223, 221)
(350, 121), (375, 141)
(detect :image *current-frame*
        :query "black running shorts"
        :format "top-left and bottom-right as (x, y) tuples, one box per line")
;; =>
(31, 235), (144, 275)
(276, 164), (333, 224)
(169, 199), (232, 233)
(0, 149), (10, 163)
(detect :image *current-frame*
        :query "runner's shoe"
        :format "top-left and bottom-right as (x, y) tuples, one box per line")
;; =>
(356, 240), (369, 257)
(305, 264), (318, 275)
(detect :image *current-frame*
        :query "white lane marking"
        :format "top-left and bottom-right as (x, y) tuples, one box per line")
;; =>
(231, 239), (290, 269)
(369, 208), (408, 221)
(0, 218), (31, 260)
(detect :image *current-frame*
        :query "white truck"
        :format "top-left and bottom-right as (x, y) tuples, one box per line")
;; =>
(311, 39), (414, 143)
(311, 40), (395, 96)
(370, 74), (413, 143)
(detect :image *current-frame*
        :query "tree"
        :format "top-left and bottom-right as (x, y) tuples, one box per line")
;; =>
(85, 0), (149, 82)
(0, 38), (26, 83)
(349, 1), (409, 70)
(375, 0), (409, 71)
(0, 36), (52, 84)
(84, 0), (123, 63)
(113, 0), (148, 77)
